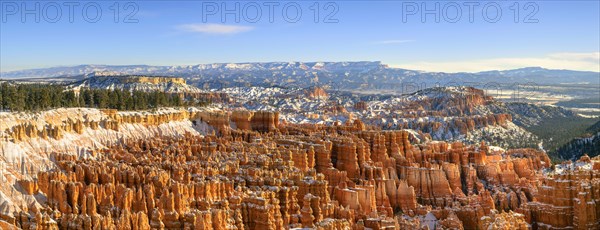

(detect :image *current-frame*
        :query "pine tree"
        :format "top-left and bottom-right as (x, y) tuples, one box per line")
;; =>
(0, 83), (208, 112)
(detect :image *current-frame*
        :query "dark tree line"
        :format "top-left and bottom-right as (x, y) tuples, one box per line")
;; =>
(555, 135), (600, 160)
(554, 120), (600, 160)
(0, 83), (207, 112)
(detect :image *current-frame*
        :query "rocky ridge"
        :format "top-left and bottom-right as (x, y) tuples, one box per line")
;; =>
(222, 86), (544, 149)
(67, 74), (206, 94)
(1, 107), (598, 229)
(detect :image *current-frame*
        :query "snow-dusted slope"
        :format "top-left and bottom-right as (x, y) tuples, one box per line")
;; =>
(215, 86), (549, 148)
(68, 74), (206, 93)
(0, 108), (210, 213)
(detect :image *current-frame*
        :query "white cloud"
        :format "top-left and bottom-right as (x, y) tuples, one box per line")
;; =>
(393, 52), (600, 72)
(374, 40), (414, 44)
(547, 52), (600, 63)
(177, 23), (254, 35)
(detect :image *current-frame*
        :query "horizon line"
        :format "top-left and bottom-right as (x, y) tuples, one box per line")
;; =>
(2, 62), (599, 75)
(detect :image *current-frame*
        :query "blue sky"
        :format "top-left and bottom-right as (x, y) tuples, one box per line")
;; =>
(1, 1), (599, 72)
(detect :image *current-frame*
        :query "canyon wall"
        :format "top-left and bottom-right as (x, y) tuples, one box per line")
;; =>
(1, 108), (598, 229)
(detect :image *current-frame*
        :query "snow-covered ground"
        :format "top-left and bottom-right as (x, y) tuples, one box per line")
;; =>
(217, 86), (543, 148)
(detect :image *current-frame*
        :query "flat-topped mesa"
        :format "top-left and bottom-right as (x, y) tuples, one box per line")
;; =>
(83, 74), (231, 102)
(100, 75), (187, 85)
(69, 73), (207, 94)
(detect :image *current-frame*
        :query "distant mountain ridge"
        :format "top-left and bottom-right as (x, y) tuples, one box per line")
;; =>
(2, 62), (598, 88)
(0, 62), (388, 78)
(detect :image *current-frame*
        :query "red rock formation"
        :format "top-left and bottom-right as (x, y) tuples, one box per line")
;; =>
(304, 86), (329, 99)
(478, 211), (529, 230)
(354, 101), (368, 111)
(520, 161), (600, 229)
(250, 111), (279, 132)
(2, 109), (593, 230)
(231, 110), (253, 130)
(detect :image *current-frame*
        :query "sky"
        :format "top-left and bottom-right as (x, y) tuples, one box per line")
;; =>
(1, 0), (599, 73)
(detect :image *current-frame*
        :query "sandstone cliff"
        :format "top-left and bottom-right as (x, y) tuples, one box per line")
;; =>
(1, 108), (596, 229)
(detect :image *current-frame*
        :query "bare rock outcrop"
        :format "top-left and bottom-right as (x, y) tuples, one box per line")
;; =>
(1, 108), (594, 230)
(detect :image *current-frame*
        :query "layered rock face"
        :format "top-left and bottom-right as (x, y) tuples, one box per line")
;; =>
(0, 108), (212, 215)
(354, 101), (368, 111)
(341, 87), (539, 149)
(519, 158), (600, 230)
(69, 74), (205, 94)
(231, 110), (280, 132)
(1, 108), (598, 230)
(116, 75), (187, 84)
(304, 86), (329, 99)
